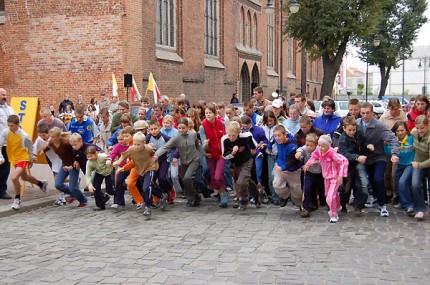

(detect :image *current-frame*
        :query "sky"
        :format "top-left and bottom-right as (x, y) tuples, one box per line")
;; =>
(348, 4), (430, 69)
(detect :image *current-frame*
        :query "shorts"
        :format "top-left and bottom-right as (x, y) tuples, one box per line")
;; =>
(15, 161), (29, 169)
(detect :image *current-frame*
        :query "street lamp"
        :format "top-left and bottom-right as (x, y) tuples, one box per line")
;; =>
(418, 57), (430, 95)
(357, 36), (380, 101)
(265, 0), (300, 97)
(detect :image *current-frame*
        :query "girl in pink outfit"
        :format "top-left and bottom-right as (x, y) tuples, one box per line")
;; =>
(303, 135), (348, 223)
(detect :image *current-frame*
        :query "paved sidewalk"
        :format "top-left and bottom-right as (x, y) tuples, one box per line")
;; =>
(0, 164), (85, 218)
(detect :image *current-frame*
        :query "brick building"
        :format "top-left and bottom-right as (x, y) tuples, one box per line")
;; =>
(0, 0), (323, 108)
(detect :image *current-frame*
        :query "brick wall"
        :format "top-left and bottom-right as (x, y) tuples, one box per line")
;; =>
(0, 0), (323, 109)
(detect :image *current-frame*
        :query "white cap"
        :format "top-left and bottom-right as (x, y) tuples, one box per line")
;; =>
(272, 99), (283, 108)
(272, 92), (279, 98)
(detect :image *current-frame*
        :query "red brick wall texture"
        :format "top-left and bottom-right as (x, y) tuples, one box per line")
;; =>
(0, 0), (322, 108)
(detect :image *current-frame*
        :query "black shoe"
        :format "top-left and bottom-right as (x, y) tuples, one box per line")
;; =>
(279, 198), (288, 208)
(103, 194), (110, 204)
(0, 193), (12, 199)
(194, 194), (202, 206)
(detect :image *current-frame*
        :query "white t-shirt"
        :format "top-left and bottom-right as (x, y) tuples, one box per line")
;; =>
(33, 136), (62, 173)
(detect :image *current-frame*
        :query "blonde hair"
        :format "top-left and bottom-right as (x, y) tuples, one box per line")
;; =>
(227, 121), (241, 134)
(306, 133), (319, 144)
(416, 115), (429, 126)
(163, 115), (173, 123)
(318, 134), (332, 146)
(133, 132), (146, 143)
(69, 133), (83, 142)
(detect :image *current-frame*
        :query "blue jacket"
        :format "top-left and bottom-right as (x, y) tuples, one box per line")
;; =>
(313, 113), (341, 137)
(275, 140), (301, 172)
(249, 125), (268, 156)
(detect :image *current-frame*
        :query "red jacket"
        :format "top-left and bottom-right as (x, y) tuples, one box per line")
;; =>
(407, 109), (424, 131)
(201, 118), (225, 159)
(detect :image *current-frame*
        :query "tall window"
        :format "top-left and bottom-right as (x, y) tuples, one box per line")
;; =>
(0, 0), (4, 12)
(204, 0), (219, 56)
(156, 0), (176, 48)
(287, 37), (294, 73)
(252, 14), (257, 49)
(240, 8), (245, 45)
(267, 14), (274, 67)
(246, 12), (251, 47)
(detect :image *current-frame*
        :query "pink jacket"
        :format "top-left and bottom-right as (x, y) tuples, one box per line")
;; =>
(306, 147), (348, 180)
(107, 144), (130, 167)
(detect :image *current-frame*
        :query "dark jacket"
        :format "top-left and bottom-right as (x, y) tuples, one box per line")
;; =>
(338, 130), (367, 169)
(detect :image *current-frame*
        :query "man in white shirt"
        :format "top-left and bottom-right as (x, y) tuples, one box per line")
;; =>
(0, 88), (15, 199)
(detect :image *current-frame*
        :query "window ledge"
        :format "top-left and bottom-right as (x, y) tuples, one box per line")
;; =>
(204, 57), (225, 69)
(0, 14), (6, 25)
(267, 68), (278, 77)
(156, 48), (184, 63)
(249, 0), (262, 7)
(287, 72), (296, 79)
(236, 44), (263, 58)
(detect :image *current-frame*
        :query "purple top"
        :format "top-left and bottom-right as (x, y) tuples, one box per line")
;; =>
(108, 143), (130, 167)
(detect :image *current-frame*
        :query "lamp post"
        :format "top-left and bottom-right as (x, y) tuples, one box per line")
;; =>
(265, 0), (300, 97)
(418, 57), (429, 95)
(357, 36), (380, 101)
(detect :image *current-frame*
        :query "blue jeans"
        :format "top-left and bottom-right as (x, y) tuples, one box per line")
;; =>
(366, 161), (387, 207)
(55, 165), (87, 204)
(411, 167), (430, 212)
(254, 153), (263, 185)
(139, 171), (162, 207)
(224, 159), (234, 190)
(267, 154), (280, 202)
(395, 165), (413, 209)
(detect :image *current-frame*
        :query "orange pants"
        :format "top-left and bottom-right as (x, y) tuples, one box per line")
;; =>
(127, 168), (144, 204)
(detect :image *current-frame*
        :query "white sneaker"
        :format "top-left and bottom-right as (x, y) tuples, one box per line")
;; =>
(379, 205), (389, 217)
(111, 204), (119, 209)
(41, 180), (48, 194)
(329, 216), (339, 223)
(365, 197), (377, 208)
(136, 203), (143, 210)
(11, 198), (21, 210)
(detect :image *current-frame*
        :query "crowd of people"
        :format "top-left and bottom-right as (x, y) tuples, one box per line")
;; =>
(0, 86), (429, 223)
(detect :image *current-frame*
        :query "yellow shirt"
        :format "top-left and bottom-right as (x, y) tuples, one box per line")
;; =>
(0, 128), (32, 166)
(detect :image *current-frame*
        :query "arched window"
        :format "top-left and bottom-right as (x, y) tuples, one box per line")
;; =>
(252, 14), (257, 49)
(267, 14), (274, 67)
(246, 11), (251, 47)
(240, 7), (245, 45)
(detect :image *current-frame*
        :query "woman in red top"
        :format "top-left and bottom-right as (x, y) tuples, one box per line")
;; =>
(200, 103), (228, 207)
(407, 95), (429, 131)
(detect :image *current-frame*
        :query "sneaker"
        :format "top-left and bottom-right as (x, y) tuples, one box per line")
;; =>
(379, 205), (389, 217)
(159, 193), (168, 211)
(54, 199), (66, 206)
(167, 189), (176, 204)
(66, 197), (76, 204)
(414, 211), (427, 221)
(143, 206), (151, 219)
(238, 200), (246, 211)
(329, 216), (339, 223)
(259, 189), (269, 204)
(279, 198), (288, 208)
(393, 203), (402, 209)
(103, 194), (110, 204)
(340, 206), (348, 213)
(365, 197), (377, 208)
(219, 192), (228, 208)
(111, 203), (119, 209)
(93, 206), (105, 211)
(41, 180), (48, 194)
(11, 198), (21, 210)
(301, 210), (310, 218)
(136, 203), (143, 210)
(77, 203), (87, 207)
(406, 207), (415, 217)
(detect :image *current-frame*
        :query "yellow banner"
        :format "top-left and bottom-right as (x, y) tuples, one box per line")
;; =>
(10, 97), (40, 141)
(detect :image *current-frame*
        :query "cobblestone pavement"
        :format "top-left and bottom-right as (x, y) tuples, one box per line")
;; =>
(0, 195), (430, 285)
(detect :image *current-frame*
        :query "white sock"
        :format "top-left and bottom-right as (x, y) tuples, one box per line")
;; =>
(59, 192), (65, 201)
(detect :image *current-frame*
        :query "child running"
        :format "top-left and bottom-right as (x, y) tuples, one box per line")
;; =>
(303, 135), (349, 223)
(0, 115), (48, 210)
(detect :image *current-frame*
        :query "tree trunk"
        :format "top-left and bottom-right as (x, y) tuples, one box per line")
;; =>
(319, 42), (347, 100)
(378, 63), (391, 99)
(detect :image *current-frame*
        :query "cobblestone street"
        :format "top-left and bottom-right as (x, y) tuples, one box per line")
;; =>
(1, 196), (430, 285)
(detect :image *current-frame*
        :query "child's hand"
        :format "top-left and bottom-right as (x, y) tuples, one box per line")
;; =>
(391, 155), (399, 163)
(204, 139), (209, 147)
(294, 152), (302, 160)
(63, 165), (73, 171)
(232, 145), (239, 155)
(148, 143), (155, 148)
(357, 155), (367, 164)
(0, 158), (4, 165)
(275, 165), (282, 174)
(412, 161), (419, 169)
(151, 155), (158, 164)
(106, 160), (112, 167)
(108, 146), (114, 151)
(333, 147), (339, 153)
(337, 176), (343, 185)
(367, 144), (375, 151)
(115, 167), (124, 175)
(112, 160), (120, 167)
(302, 164), (309, 173)
(88, 186), (96, 193)
(73, 161), (80, 169)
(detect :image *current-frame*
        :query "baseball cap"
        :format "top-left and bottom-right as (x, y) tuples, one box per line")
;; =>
(272, 99), (283, 108)
(134, 120), (148, 130)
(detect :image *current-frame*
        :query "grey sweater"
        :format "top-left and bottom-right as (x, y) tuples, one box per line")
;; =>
(155, 131), (204, 165)
(356, 117), (399, 163)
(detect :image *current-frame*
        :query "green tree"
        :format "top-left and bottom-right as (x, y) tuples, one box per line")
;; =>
(287, 0), (387, 99)
(358, 0), (427, 99)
